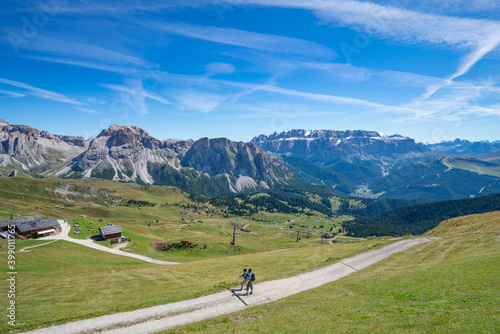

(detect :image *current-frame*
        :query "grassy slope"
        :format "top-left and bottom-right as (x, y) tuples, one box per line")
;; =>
(0, 237), (391, 332)
(0, 176), (386, 332)
(164, 211), (500, 334)
(443, 157), (500, 178)
(0, 177), (344, 262)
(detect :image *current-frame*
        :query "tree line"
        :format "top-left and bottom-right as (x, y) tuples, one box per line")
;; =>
(342, 193), (500, 237)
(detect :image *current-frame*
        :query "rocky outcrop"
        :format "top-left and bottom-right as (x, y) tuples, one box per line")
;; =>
(60, 124), (192, 184)
(0, 120), (89, 173)
(182, 137), (293, 191)
(55, 124), (293, 192)
(251, 129), (428, 162)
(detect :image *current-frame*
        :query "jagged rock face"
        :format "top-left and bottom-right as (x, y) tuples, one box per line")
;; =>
(0, 121), (88, 172)
(252, 129), (428, 162)
(99, 124), (160, 149)
(58, 124), (291, 192)
(182, 138), (293, 190)
(63, 124), (191, 184)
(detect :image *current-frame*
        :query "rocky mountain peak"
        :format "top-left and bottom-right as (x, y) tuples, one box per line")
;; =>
(97, 124), (158, 148)
(0, 119), (9, 126)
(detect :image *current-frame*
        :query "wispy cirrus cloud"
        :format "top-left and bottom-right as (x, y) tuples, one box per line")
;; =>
(157, 22), (336, 58)
(223, 0), (500, 98)
(0, 78), (83, 105)
(23, 36), (150, 67)
(75, 107), (99, 114)
(173, 90), (227, 113)
(101, 79), (170, 115)
(0, 89), (25, 98)
(226, 0), (500, 47)
(18, 35), (153, 77)
(205, 62), (236, 76)
(160, 71), (423, 114)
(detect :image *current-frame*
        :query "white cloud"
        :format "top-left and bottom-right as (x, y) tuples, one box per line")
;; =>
(75, 107), (99, 114)
(228, 0), (500, 48)
(422, 37), (500, 99)
(0, 89), (25, 98)
(173, 90), (227, 113)
(24, 36), (150, 67)
(158, 22), (336, 58)
(87, 97), (107, 105)
(224, 0), (500, 98)
(205, 62), (236, 76)
(401, 78), (500, 121)
(161, 71), (423, 114)
(0, 78), (83, 105)
(101, 79), (170, 115)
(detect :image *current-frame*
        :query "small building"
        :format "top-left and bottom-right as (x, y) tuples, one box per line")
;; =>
(100, 225), (123, 243)
(16, 219), (60, 238)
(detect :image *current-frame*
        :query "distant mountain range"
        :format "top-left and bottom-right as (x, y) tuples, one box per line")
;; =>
(426, 139), (500, 155)
(1, 119), (500, 201)
(251, 130), (500, 201)
(251, 129), (429, 162)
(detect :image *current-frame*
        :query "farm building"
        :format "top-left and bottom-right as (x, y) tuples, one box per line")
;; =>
(0, 215), (44, 232)
(100, 225), (123, 243)
(16, 219), (60, 238)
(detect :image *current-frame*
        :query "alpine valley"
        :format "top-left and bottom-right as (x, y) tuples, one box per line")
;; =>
(1, 119), (500, 202)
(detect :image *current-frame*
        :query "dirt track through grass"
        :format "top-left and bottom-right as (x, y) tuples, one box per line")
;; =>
(23, 238), (435, 334)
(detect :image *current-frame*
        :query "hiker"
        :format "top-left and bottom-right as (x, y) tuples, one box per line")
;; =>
(246, 268), (255, 295)
(240, 268), (250, 290)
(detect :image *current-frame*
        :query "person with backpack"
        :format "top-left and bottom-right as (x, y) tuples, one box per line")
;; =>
(246, 268), (255, 295)
(239, 268), (250, 291)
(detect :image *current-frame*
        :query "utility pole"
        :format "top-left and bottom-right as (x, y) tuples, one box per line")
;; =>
(231, 221), (238, 244)
(296, 230), (300, 242)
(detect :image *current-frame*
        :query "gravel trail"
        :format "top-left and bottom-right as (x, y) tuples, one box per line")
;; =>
(23, 237), (436, 334)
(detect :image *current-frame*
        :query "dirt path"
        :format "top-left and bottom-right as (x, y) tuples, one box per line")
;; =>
(19, 240), (58, 252)
(24, 237), (436, 334)
(41, 220), (179, 265)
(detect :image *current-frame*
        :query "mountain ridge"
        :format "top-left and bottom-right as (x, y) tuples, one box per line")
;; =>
(2, 120), (500, 201)
(0, 121), (294, 196)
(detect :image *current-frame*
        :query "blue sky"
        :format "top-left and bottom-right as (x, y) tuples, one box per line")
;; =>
(1, 0), (499, 143)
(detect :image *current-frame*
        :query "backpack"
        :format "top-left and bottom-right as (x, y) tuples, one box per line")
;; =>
(250, 272), (255, 281)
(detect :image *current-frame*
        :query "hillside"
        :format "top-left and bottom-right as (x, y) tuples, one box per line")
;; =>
(166, 211), (500, 333)
(342, 193), (500, 237)
(2, 177), (498, 333)
(0, 177), (345, 261)
(425, 210), (500, 235)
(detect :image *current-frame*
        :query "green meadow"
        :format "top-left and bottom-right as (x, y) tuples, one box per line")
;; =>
(0, 235), (392, 332)
(162, 211), (500, 334)
(0, 177), (344, 262)
(0, 176), (364, 332)
(1, 177), (498, 333)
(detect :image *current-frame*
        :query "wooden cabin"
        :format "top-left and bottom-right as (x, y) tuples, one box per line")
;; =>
(99, 225), (123, 243)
